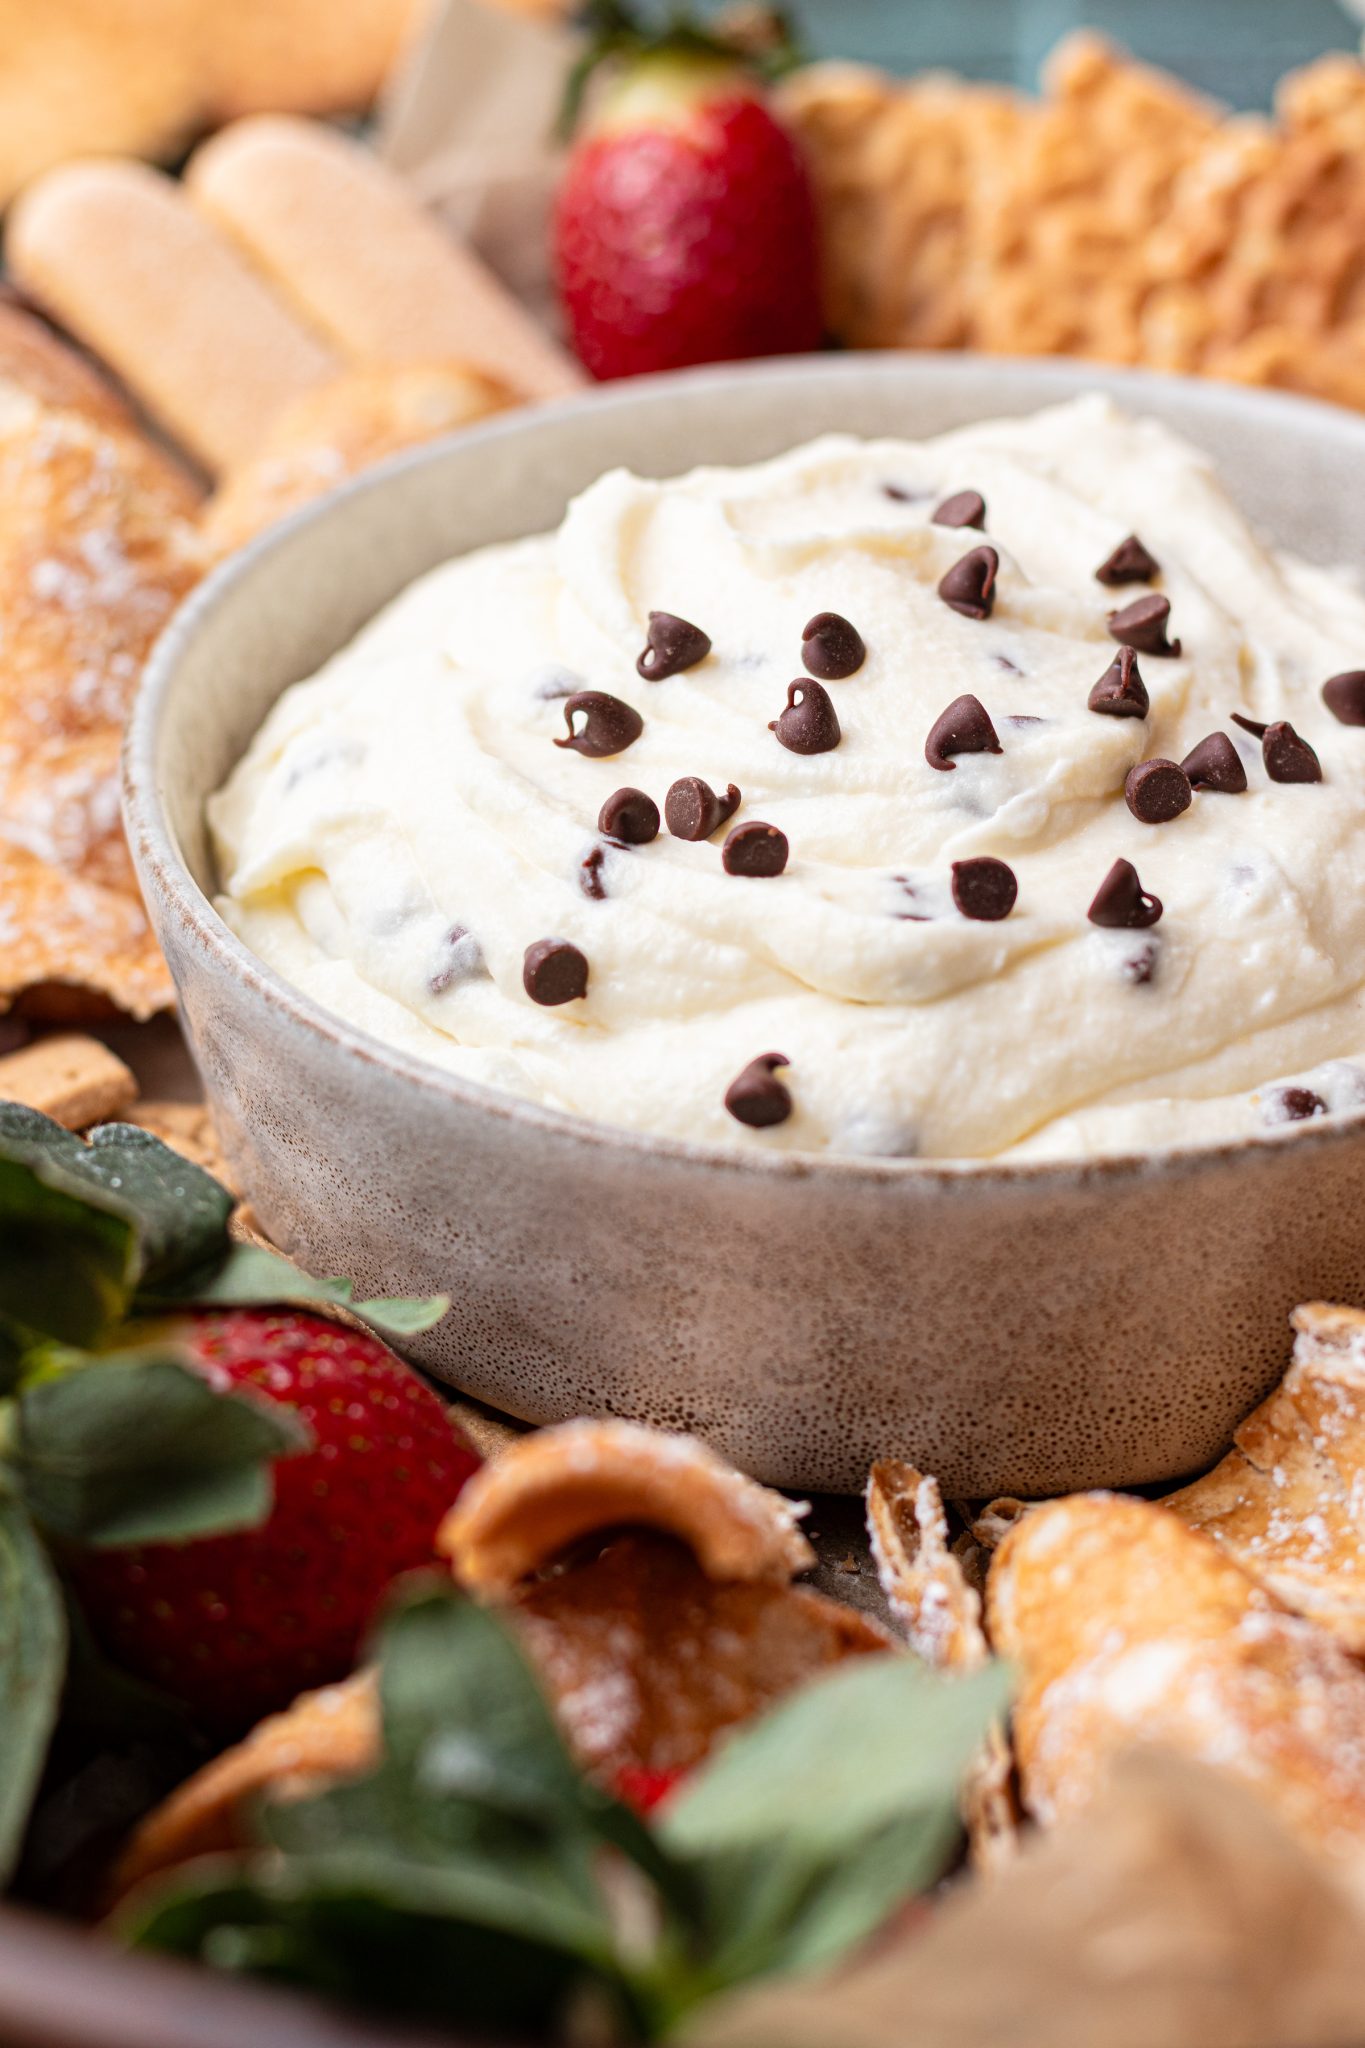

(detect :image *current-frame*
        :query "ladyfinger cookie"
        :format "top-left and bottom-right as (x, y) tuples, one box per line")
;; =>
(8, 158), (340, 474)
(186, 116), (584, 402)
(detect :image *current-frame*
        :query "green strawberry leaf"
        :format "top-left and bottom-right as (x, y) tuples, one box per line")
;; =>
(655, 1656), (1010, 2000)
(126, 1586), (652, 2036)
(144, 1244), (449, 1340)
(11, 1349), (311, 1548)
(0, 1107), (232, 1286)
(0, 1153), (137, 1347)
(0, 1488), (68, 1884)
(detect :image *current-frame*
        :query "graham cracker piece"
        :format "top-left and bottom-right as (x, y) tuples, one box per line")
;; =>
(0, 1032), (136, 1129)
(987, 1492), (1365, 1862)
(1163, 1303), (1365, 1653)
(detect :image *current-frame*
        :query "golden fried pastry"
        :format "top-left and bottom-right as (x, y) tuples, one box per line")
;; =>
(201, 361), (512, 556)
(987, 1493), (1365, 1861)
(111, 1672), (378, 1898)
(440, 1417), (816, 1594)
(9, 160), (339, 475)
(197, 0), (425, 122)
(116, 1418), (890, 1903)
(1163, 1304), (1365, 1653)
(866, 1460), (987, 1670)
(186, 117), (583, 402)
(0, 319), (203, 1016)
(866, 1462), (1017, 1872)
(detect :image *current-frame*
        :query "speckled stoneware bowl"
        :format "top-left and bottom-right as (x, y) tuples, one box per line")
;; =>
(126, 354), (1365, 1496)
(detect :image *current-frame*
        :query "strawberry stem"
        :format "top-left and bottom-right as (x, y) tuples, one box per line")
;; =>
(558, 2), (804, 140)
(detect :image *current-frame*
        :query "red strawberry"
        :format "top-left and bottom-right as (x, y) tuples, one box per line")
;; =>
(613, 1762), (688, 1816)
(70, 1310), (479, 1726)
(553, 29), (823, 381)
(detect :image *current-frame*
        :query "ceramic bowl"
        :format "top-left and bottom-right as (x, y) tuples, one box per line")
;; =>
(126, 354), (1365, 1496)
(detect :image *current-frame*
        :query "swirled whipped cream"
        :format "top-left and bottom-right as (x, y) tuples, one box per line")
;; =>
(210, 396), (1365, 1160)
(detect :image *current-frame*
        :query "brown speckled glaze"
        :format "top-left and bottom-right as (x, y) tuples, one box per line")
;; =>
(125, 356), (1365, 1496)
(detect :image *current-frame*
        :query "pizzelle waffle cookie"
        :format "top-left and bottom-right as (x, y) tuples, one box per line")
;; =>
(780, 31), (1365, 414)
(0, 305), (202, 1018)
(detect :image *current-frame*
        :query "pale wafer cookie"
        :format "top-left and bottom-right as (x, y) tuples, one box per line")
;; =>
(187, 117), (583, 402)
(8, 159), (339, 474)
(201, 360), (512, 556)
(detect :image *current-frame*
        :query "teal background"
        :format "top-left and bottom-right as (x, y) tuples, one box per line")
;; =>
(789, 1), (1361, 106)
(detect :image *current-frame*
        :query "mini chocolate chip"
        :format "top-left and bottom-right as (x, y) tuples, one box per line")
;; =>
(428, 925), (485, 994)
(598, 786), (660, 844)
(1180, 731), (1247, 793)
(636, 610), (711, 680)
(1263, 720), (1322, 784)
(1088, 857), (1162, 929)
(1324, 671), (1365, 725)
(925, 692), (1001, 771)
(1108, 593), (1181, 657)
(1124, 939), (1161, 986)
(523, 938), (588, 1006)
(882, 482), (927, 503)
(665, 776), (741, 841)
(1272, 1086), (1327, 1123)
(1124, 757), (1192, 824)
(1006, 712), (1046, 727)
(1088, 646), (1149, 718)
(951, 856), (1017, 921)
(1095, 534), (1160, 586)
(580, 845), (607, 900)
(554, 690), (643, 758)
(937, 544), (999, 620)
(1230, 711), (1269, 739)
(994, 653), (1023, 674)
(770, 679), (841, 755)
(802, 611), (865, 679)
(722, 820), (789, 877)
(932, 489), (986, 530)
(724, 1053), (792, 1128)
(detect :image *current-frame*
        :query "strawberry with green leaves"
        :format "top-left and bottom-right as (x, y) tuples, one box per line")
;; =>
(553, 2), (824, 379)
(0, 1102), (475, 1881)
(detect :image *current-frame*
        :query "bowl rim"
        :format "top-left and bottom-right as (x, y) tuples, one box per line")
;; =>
(125, 348), (1365, 1193)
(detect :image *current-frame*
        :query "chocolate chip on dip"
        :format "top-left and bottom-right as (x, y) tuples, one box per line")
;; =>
(1266, 1085), (1327, 1124)
(1124, 758), (1192, 824)
(1323, 671), (1365, 725)
(925, 693), (1001, 771)
(599, 787), (660, 844)
(555, 691), (643, 758)
(951, 857), (1017, 921)
(801, 611), (865, 680)
(1088, 647), (1149, 719)
(1262, 721), (1322, 785)
(724, 1053), (792, 1128)
(636, 611), (711, 680)
(1088, 857), (1162, 929)
(937, 545), (999, 620)
(932, 489), (986, 530)
(1095, 534), (1160, 586)
(523, 938), (588, 1006)
(665, 777), (741, 841)
(770, 680), (841, 755)
(1180, 732), (1247, 793)
(722, 821), (789, 878)
(579, 846), (608, 899)
(1230, 712), (1269, 738)
(1108, 593), (1180, 657)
